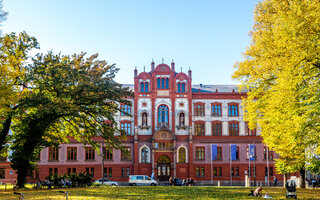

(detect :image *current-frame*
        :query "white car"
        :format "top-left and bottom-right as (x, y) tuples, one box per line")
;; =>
(94, 178), (119, 186)
(128, 175), (158, 186)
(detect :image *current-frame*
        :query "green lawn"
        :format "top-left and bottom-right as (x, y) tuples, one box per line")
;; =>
(0, 186), (319, 199)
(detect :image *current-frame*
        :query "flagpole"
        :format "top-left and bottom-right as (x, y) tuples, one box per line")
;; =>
(249, 145), (251, 187)
(267, 146), (269, 187)
(230, 144), (232, 186)
(211, 144), (213, 184)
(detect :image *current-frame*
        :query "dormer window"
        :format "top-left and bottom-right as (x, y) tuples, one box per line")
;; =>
(177, 83), (186, 93)
(140, 82), (149, 92)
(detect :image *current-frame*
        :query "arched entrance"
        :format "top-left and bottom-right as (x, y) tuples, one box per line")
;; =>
(157, 155), (171, 181)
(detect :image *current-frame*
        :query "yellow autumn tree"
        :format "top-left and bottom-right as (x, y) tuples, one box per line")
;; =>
(233, 0), (320, 187)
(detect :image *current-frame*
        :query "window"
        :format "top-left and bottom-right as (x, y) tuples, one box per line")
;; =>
(217, 147), (222, 161)
(91, 167), (95, 176)
(195, 147), (205, 160)
(179, 112), (185, 126)
(109, 167), (112, 177)
(195, 123), (205, 136)
(165, 78), (169, 89)
(228, 104), (239, 116)
(212, 122), (222, 136)
(122, 167), (130, 177)
(161, 78), (165, 89)
(211, 104), (222, 116)
(48, 147), (59, 161)
(229, 122), (239, 136)
(213, 167), (222, 176)
(270, 167), (273, 176)
(178, 147), (186, 163)
(182, 83), (186, 92)
(245, 123), (256, 136)
(121, 147), (131, 161)
(158, 105), (169, 127)
(248, 167), (256, 176)
(104, 149), (113, 160)
(194, 104), (205, 116)
(157, 78), (161, 89)
(121, 122), (131, 135)
(196, 167), (205, 177)
(177, 83), (185, 93)
(49, 168), (58, 176)
(232, 167), (239, 176)
(67, 147), (77, 161)
(177, 83), (181, 92)
(141, 82), (149, 92)
(0, 168), (5, 179)
(141, 147), (149, 163)
(142, 112), (148, 126)
(264, 147), (274, 160)
(145, 82), (148, 92)
(67, 168), (71, 175)
(85, 147), (95, 160)
(236, 146), (239, 160)
(120, 104), (131, 116)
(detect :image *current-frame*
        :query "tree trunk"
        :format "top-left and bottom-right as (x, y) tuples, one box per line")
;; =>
(283, 174), (287, 188)
(300, 169), (306, 188)
(16, 168), (27, 188)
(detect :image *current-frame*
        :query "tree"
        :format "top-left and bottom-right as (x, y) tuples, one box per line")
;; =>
(9, 52), (133, 187)
(0, 32), (38, 154)
(233, 0), (320, 188)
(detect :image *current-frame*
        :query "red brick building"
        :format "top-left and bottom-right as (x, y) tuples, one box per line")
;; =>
(0, 61), (290, 185)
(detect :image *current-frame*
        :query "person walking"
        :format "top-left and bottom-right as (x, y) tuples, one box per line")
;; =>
(273, 176), (277, 186)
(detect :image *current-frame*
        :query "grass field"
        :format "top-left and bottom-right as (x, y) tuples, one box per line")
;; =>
(0, 186), (319, 200)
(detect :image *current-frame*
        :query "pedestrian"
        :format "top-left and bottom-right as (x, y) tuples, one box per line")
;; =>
(173, 177), (177, 186)
(273, 176), (277, 186)
(169, 176), (173, 186)
(182, 179), (185, 186)
(186, 178), (190, 186)
(253, 187), (263, 197)
(190, 178), (194, 186)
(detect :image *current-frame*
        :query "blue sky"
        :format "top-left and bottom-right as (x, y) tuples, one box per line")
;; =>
(2, 0), (259, 85)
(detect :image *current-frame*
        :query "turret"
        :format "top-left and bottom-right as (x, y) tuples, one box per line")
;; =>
(171, 60), (175, 72)
(151, 59), (155, 71)
(188, 68), (192, 78)
(134, 67), (138, 77)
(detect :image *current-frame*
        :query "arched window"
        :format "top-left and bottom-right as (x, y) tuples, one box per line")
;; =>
(158, 105), (169, 126)
(161, 78), (165, 89)
(177, 83), (181, 93)
(166, 78), (169, 89)
(157, 78), (161, 89)
(179, 112), (185, 126)
(140, 82), (144, 92)
(145, 82), (149, 92)
(142, 112), (148, 126)
(182, 83), (186, 92)
(141, 147), (149, 163)
(178, 147), (186, 163)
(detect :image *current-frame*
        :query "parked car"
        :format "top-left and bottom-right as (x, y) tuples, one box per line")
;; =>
(94, 178), (119, 186)
(128, 175), (158, 186)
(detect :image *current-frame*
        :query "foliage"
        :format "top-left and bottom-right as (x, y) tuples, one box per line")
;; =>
(0, 32), (38, 154)
(0, 186), (319, 199)
(8, 51), (132, 187)
(47, 172), (92, 187)
(233, 0), (320, 177)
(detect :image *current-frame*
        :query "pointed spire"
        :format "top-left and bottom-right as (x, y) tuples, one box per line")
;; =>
(143, 66), (145, 72)
(180, 67), (182, 73)
(151, 59), (155, 71)
(162, 58), (164, 64)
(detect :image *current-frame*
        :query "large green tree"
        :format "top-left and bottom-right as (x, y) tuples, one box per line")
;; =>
(9, 52), (132, 187)
(0, 32), (38, 154)
(233, 0), (320, 187)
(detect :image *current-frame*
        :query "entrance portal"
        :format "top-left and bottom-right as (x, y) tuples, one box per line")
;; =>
(157, 155), (171, 181)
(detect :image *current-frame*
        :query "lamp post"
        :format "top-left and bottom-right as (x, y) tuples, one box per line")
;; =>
(101, 140), (105, 185)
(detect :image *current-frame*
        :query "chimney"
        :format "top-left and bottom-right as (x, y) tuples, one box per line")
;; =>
(151, 59), (155, 71)
(134, 67), (138, 77)
(171, 60), (175, 71)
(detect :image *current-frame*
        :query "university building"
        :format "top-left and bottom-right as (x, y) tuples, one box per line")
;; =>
(0, 61), (288, 185)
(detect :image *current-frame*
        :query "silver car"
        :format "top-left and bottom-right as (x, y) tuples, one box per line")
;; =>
(94, 178), (119, 186)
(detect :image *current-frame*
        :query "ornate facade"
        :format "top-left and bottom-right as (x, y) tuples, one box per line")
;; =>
(1, 61), (293, 185)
